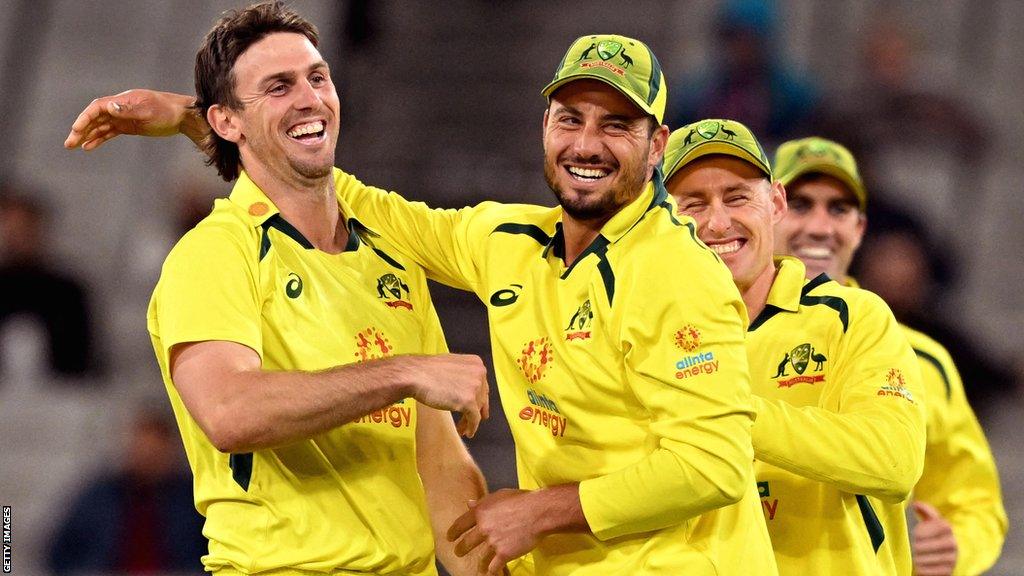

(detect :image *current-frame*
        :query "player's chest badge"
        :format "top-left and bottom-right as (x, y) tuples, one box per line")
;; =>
(564, 299), (594, 341)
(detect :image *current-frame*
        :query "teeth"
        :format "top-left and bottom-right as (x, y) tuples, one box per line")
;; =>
(710, 240), (742, 255)
(567, 166), (607, 179)
(796, 246), (832, 259)
(287, 121), (324, 137)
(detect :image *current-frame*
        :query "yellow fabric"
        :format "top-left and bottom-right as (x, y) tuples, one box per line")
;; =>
(336, 169), (777, 575)
(748, 258), (927, 575)
(905, 326), (1008, 575)
(148, 171), (444, 575)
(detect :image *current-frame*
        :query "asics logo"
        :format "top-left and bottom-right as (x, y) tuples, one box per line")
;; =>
(490, 284), (523, 307)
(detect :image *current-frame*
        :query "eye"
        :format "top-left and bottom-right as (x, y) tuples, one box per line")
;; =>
(310, 72), (328, 86)
(828, 202), (856, 217)
(268, 83), (288, 95)
(724, 194), (748, 206)
(788, 197), (811, 213)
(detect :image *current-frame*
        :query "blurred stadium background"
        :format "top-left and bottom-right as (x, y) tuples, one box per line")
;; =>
(0, 0), (1020, 573)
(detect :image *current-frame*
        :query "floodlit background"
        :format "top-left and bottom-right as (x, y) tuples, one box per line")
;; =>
(0, 0), (1020, 574)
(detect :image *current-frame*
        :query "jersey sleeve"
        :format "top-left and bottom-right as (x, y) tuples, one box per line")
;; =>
(751, 291), (927, 502)
(335, 169), (495, 295)
(150, 224), (262, 364)
(578, 242), (756, 540)
(911, 339), (1007, 575)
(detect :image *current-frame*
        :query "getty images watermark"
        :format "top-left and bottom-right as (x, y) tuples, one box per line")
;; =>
(2, 505), (10, 573)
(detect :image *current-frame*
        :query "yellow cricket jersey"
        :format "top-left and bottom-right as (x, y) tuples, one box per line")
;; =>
(335, 169), (777, 575)
(747, 257), (927, 575)
(147, 171), (446, 575)
(904, 326), (1007, 575)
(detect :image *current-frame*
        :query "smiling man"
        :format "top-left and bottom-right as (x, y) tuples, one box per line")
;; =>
(120, 3), (493, 575)
(67, 33), (777, 576)
(773, 137), (1008, 576)
(663, 119), (927, 575)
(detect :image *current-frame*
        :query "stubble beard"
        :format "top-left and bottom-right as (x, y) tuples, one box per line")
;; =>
(544, 148), (652, 222)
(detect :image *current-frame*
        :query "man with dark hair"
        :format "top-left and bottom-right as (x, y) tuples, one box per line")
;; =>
(67, 30), (777, 576)
(72, 3), (492, 575)
(662, 119), (927, 575)
(773, 136), (1007, 576)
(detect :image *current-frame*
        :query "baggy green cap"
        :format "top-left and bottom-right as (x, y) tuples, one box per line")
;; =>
(542, 34), (666, 124)
(663, 118), (772, 181)
(774, 137), (867, 210)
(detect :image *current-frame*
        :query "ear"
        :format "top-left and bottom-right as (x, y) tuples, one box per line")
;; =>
(207, 104), (243, 144)
(648, 123), (670, 169)
(770, 180), (788, 224)
(851, 212), (867, 250)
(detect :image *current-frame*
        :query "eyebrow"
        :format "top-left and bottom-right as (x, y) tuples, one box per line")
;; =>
(257, 60), (329, 89)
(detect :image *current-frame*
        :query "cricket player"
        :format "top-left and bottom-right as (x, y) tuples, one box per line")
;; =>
(91, 3), (493, 574)
(662, 118), (928, 575)
(66, 34), (777, 576)
(773, 136), (1008, 576)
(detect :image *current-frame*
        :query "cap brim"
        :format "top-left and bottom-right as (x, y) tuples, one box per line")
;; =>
(542, 74), (660, 123)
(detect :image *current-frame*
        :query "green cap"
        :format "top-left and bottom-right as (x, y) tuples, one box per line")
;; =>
(774, 137), (866, 210)
(543, 34), (667, 124)
(663, 119), (772, 181)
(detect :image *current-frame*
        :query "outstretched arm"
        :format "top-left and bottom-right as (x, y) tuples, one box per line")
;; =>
(64, 89), (207, 150)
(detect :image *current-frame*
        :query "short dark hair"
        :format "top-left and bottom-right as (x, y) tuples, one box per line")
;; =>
(194, 1), (319, 181)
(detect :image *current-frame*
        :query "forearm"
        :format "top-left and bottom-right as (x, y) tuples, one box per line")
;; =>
(753, 396), (925, 501)
(579, 436), (751, 540)
(417, 407), (488, 575)
(181, 354), (412, 452)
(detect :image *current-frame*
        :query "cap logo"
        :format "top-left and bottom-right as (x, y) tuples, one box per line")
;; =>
(796, 142), (840, 162)
(697, 120), (720, 139)
(597, 40), (622, 60)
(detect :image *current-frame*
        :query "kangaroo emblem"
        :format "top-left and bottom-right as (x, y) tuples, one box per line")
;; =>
(683, 128), (697, 146)
(575, 43), (596, 62)
(773, 353), (790, 378)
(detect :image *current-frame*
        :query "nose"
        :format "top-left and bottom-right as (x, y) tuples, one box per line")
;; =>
(570, 122), (603, 161)
(706, 200), (732, 236)
(805, 205), (834, 238)
(292, 79), (323, 110)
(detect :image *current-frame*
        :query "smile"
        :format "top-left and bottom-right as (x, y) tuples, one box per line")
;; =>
(708, 239), (744, 255)
(286, 120), (326, 142)
(794, 246), (833, 260)
(566, 165), (610, 181)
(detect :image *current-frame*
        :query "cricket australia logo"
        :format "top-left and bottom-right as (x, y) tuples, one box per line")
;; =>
(796, 141), (842, 163)
(575, 37), (631, 76)
(516, 337), (554, 384)
(674, 324), (701, 352)
(354, 327), (393, 362)
(376, 273), (413, 310)
(565, 299), (594, 341)
(774, 342), (827, 388)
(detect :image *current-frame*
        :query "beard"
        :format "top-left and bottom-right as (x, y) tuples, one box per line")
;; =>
(544, 149), (652, 222)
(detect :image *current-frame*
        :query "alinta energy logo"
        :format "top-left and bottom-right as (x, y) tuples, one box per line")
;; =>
(353, 398), (412, 429)
(354, 327), (393, 362)
(774, 342), (827, 388)
(565, 299), (594, 341)
(574, 37), (634, 77)
(516, 337), (554, 384)
(376, 273), (413, 310)
(878, 368), (915, 404)
(518, 388), (568, 437)
(674, 324), (701, 352)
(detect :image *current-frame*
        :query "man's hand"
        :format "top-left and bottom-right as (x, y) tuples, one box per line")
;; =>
(64, 89), (206, 150)
(447, 484), (587, 575)
(447, 489), (540, 576)
(405, 354), (490, 438)
(912, 501), (958, 576)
